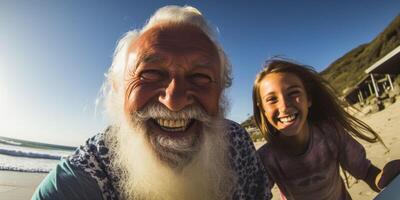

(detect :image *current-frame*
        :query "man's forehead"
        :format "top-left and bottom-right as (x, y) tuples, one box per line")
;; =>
(129, 23), (219, 56)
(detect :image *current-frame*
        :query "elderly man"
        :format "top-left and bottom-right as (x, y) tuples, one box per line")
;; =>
(33, 5), (272, 200)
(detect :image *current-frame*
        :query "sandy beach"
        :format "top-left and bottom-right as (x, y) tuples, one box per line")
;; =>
(1, 101), (399, 200)
(255, 99), (400, 200)
(0, 170), (47, 200)
(347, 99), (400, 200)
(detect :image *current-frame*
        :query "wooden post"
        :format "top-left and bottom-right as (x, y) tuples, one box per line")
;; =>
(387, 74), (394, 90)
(358, 90), (364, 103)
(368, 83), (373, 96)
(370, 74), (379, 97)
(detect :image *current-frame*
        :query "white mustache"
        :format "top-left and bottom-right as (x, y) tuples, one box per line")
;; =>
(134, 103), (211, 124)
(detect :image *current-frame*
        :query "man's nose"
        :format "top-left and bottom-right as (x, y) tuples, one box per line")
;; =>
(159, 78), (194, 111)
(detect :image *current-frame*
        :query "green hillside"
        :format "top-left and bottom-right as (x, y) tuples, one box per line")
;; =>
(320, 15), (400, 94)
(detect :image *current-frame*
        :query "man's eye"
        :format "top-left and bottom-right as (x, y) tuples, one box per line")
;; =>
(139, 70), (166, 82)
(189, 73), (213, 86)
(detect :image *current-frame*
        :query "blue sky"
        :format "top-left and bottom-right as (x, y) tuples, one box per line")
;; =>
(1, 1), (399, 146)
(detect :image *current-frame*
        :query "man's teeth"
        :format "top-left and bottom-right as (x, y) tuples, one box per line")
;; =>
(279, 114), (297, 123)
(156, 118), (191, 131)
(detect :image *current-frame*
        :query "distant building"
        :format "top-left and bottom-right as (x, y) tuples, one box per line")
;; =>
(344, 45), (400, 106)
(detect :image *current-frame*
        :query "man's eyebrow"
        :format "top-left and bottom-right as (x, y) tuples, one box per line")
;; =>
(137, 53), (164, 64)
(191, 58), (217, 68)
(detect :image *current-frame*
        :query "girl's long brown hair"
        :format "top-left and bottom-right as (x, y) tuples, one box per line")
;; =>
(253, 58), (385, 145)
(253, 58), (386, 188)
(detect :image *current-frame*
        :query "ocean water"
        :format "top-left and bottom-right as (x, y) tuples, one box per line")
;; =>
(0, 136), (76, 173)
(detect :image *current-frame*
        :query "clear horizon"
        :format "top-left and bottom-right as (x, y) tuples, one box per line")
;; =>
(1, 1), (400, 146)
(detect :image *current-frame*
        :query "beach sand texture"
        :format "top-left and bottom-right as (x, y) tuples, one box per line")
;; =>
(0, 170), (46, 200)
(0, 101), (399, 200)
(255, 99), (400, 200)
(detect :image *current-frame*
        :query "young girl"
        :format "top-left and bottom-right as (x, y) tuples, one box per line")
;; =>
(253, 58), (400, 200)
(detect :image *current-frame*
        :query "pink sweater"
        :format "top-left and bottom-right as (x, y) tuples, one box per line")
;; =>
(258, 123), (371, 200)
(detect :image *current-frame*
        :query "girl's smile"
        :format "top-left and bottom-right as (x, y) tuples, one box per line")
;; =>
(259, 72), (311, 137)
(276, 112), (298, 128)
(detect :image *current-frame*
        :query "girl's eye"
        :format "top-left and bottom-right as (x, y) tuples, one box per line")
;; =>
(139, 70), (167, 82)
(189, 73), (213, 86)
(289, 90), (301, 97)
(265, 97), (277, 104)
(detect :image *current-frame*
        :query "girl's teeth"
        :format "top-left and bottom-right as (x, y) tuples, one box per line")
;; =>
(279, 114), (296, 123)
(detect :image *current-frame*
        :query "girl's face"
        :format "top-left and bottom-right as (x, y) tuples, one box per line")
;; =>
(259, 72), (311, 137)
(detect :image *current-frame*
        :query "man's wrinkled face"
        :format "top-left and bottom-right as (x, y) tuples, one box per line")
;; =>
(122, 23), (222, 168)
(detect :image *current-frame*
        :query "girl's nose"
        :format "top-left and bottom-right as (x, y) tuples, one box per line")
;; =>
(158, 78), (194, 111)
(278, 96), (291, 112)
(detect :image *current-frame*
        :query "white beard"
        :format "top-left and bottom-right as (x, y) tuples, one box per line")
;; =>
(105, 104), (236, 200)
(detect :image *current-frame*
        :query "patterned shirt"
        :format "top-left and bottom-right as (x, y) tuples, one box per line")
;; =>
(258, 123), (371, 200)
(33, 119), (272, 200)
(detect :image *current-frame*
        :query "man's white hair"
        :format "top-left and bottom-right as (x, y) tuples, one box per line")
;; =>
(101, 5), (232, 124)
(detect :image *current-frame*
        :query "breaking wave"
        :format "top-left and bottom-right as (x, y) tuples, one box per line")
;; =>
(0, 166), (50, 173)
(0, 148), (64, 160)
(0, 138), (22, 146)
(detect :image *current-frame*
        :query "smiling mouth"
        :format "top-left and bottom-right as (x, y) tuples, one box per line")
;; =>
(154, 118), (194, 132)
(278, 113), (298, 124)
